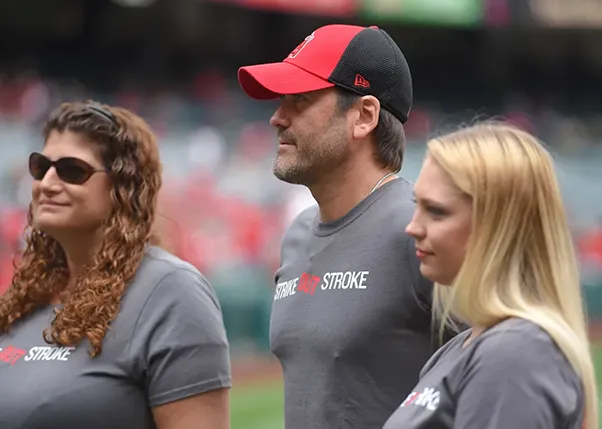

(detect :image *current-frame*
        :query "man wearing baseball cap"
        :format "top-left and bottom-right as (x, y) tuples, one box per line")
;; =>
(238, 24), (455, 428)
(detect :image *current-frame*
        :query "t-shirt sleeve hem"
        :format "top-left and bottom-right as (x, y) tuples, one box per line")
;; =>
(149, 376), (232, 407)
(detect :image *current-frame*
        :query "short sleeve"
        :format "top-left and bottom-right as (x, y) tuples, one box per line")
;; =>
(128, 268), (232, 407)
(455, 330), (583, 429)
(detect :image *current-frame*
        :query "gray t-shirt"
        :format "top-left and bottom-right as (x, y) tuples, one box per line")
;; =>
(0, 246), (231, 429)
(271, 178), (444, 429)
(383, 318), (584, 429)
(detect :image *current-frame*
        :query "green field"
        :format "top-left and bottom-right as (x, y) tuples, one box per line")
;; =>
(231, 379), (284, 429)
(231, 348), (602, 429)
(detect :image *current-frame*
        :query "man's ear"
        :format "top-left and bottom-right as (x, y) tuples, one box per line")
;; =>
(352, 95), (380, 140)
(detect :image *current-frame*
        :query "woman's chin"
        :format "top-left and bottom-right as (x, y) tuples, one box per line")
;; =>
(34, 215), (69, 236)
(419, 263), (455, 286)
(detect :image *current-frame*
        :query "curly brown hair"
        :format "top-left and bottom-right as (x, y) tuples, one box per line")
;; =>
(0, 101), (163, 357)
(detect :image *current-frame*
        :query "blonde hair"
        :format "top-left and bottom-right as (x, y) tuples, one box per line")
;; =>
(428, 122), (597, 429)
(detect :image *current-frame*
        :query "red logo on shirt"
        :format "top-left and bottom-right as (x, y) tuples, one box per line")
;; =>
(298, 272), (321, 295)
(0, 345), (26, 365)
(400, 387), (441, 411)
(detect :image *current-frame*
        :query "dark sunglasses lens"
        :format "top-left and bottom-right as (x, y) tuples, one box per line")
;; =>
(55, 159), (93, 185)
(29, 153), (50, 180)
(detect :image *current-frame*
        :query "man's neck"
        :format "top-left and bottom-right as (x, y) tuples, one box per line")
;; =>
(309, 165), (397, 222)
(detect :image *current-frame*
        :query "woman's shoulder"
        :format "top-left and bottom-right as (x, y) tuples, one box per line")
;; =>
(426, 318), (580, 387)
(474, 317), (564, 353)
(135, 246), (208, 284)
(140, 246), (201, 274)
(468, 318), (582, 388)
(419, 328), (472, 377)
(460, 318), (584, 426)
(125, 246), (215, 306)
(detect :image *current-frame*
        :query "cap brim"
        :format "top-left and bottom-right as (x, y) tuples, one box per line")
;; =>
(238, 62), (335, 100)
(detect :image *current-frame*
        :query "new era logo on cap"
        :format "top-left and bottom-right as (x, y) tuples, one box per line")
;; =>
(354, 74), (370, 89)
(238, 24), (413, 124)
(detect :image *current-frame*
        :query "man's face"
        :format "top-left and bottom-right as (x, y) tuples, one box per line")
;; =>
(269, 88), (351, 186)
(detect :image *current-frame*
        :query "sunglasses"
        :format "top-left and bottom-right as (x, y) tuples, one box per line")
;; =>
(28, 152), (108, 185)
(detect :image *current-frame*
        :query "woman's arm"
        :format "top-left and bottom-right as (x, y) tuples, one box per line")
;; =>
(153, 388), (230, 429)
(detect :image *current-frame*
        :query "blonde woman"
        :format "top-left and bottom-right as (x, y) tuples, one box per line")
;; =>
(383, 122), (597, 429)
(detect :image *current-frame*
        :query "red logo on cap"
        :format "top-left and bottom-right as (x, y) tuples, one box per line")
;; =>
(288, 32), (315, 59)
(354, 74), (370, 88)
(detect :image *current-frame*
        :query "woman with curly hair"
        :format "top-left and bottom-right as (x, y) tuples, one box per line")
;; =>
(0, 101), (231, 429)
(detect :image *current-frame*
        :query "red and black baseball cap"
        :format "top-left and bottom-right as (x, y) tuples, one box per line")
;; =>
(238, 24), (413, 124)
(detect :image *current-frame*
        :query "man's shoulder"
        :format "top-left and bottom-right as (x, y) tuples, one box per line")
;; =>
(291, 204), (319, 228)
(376, 177), (415, 212)
(358, 177), (416, 234)
(284, 204), (319, 238)
(281, 179), (416, 241)
(278, 204), (319, 260)
(389, 176), (415, 193)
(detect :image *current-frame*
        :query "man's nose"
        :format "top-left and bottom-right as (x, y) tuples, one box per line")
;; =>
(270, 103), (291, 129)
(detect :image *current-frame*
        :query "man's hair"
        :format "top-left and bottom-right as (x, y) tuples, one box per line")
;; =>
(336, 88), (406, 172)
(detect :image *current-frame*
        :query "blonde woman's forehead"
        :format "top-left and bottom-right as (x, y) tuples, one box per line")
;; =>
(415, 157), (463, 198)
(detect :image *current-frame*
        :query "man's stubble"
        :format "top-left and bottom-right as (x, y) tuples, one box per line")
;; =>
(273, 116), (350, 186)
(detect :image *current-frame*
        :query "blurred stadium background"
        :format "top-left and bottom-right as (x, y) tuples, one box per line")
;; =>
(1, 0), (602, 427)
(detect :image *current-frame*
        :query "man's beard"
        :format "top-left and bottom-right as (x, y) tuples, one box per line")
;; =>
(273, 124), (349, 186)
